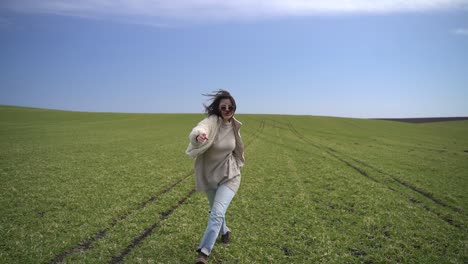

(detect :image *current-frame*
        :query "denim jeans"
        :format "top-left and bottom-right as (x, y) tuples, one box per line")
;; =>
(198, 184), (235, 256)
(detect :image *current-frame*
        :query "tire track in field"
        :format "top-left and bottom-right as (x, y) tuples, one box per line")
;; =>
(287, 122), (464, 230)
(349, 157), (463, 214)
(109, 189), (196, 264)
(49, 170), (193, 264)
(325, 149), (464, 229)
(105, 118), (266, 263)
(244, 119), (265, 148)
(289, 122), (463, 215)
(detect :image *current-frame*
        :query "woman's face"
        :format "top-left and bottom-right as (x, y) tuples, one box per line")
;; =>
(219, 98), (234, 121)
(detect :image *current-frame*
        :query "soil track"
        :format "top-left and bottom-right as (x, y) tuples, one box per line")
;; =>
(49, 170), (193, 264)
(350, 157), (463, 214)
(109, 189), (196, 264)
(286, 121), (464, 230)
(244, 119), (265, 147)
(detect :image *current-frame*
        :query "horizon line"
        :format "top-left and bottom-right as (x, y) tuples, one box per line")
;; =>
(1, 104), (467, 120)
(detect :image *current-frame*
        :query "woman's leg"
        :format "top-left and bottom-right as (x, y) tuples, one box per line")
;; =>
(197, 184), (235, 256)
(206, 189), (229, 235)
(206, 189), (216, 209)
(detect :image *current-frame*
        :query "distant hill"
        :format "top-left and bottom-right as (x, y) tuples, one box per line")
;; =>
(372, 117), (468, 123)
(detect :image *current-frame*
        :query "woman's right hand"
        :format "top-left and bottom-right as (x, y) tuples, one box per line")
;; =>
(196, 133), (208, 143)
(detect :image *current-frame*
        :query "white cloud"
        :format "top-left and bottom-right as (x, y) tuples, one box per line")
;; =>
(2, 0), (468, 25)
(452, 27), (468, 35)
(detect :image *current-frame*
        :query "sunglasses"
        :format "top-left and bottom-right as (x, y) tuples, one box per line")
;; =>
(220, 105), (235, 112)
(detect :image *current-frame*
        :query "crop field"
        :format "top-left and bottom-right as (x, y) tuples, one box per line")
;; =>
(0, 105), (467, 263)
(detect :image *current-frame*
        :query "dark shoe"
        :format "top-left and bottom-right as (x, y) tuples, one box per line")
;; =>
(196, 252), (208, 264)
(221, 231), (231, 245)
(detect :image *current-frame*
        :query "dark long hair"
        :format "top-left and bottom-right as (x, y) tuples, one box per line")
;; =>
(203, 89), (237, 117)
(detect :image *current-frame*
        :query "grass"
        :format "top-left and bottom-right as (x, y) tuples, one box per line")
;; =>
(0, 105), (467, 263)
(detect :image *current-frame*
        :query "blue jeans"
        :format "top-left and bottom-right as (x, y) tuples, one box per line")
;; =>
(198, 184), (235, 256)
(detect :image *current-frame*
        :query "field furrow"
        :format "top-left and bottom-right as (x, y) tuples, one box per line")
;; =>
(49, 170), (193, 263)
(287, 121), (466, 230)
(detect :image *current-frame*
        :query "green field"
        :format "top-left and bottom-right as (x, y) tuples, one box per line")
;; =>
(1, 105), (467, 263)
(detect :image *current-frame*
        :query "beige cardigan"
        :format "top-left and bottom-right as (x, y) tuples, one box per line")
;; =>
(186, 115), (245, 191)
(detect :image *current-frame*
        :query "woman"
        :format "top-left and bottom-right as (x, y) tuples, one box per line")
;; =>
(186, 90), (244, 264)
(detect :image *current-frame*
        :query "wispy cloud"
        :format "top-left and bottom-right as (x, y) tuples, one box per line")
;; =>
(452, 27), (468, 35)
(2, 0), (468, 25)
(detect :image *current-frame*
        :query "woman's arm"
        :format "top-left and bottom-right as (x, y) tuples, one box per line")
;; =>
(189, 118), (210, 145)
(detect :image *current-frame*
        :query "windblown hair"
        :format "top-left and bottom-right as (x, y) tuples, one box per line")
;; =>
(203, 89), (237, 117)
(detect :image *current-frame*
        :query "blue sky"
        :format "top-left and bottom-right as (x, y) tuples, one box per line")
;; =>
(1, 1), (467, 118)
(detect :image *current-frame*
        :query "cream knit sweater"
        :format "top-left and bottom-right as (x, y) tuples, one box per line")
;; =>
(186, 115), (244, 192)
